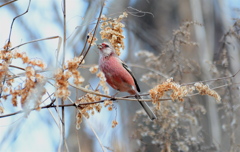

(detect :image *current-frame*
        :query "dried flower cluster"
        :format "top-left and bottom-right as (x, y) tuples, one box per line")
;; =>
(75, 88), (102, 129)
(0, 106), (4, 114)
(14, 51), (46, 69)
(105, 100), (118, 128)
(10, 66), (45, 106)
(100, 12), (128, 56)
(135, 21), (204, 88)
(96, 71), (109, 94)
(87, 32), (98, 45)
(0, 45), (46, 108)
(149, 78), (221, 109)
(89, 65), (98, 74)
(132, 99), (206, 152)
(104, 100), (113, 111)
(66, 56), (85, 85)
(0, 49), (45, 89)
(136, 51), (159, 66)
(75, 90), (116, 129)
(172, 21), (201, 50)
(149, 78), (195, 109)
(54, 69), (71, 100)
(229, 19), (240, 40)
(194, 82), (221, 103)
(55, 56), (85, 100)
(111, 120), (118, 128)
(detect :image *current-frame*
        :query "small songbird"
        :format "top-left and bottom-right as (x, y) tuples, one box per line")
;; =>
(97, 42), (156, 120)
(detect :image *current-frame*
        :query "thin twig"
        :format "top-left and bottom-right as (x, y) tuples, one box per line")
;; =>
(0, 93), (170, 119)
(9, 65), (25, 71)
(79, 1), (105, 65)
(0, 103), (73, 118)
(85, 117), (106, 152)
(9, 36), (62, 51)
(70, 83), (171, 101)
(182, 68), (240, 86)
(78, 36), (89, 58)
(126, 6), (154, 18)
(129, 63), (168, 78)
(0, 0), (17, 8)
(61, 0), (67, 151)
(6, 0), (31, 51)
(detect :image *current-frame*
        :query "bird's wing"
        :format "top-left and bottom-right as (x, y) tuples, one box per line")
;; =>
(121, 61), (141, 92)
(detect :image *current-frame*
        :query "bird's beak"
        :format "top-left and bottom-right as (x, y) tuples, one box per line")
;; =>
(97, 44), (102, 49)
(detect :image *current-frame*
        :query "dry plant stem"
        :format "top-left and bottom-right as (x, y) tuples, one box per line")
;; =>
(0, 102), (72, 119)
(182, 68), (240, 86)
(61, 0), (67, 151)
(85, 117), (106, 152)
(44, 93), (60, 125)
(9, 36), (62, 51)
(188, 82), (233, 97)
(0, 0), (17, 8)
(76, 129), (81, 152)
(69, 83), (159, 101)
(126, 6), (154, 17)
(9, 65), (25, 71)
(129, 63), (168, 78)
(79, 1), (104, 65)
(0, 93), (170, 119)
(5, 67), (50, 83)
(8, 36), (63, 69)
(6, 0), (31, 51)
(62, 0), (67, 67)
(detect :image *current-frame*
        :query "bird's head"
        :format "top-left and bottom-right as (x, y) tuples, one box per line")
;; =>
(97, 42), (116, 57)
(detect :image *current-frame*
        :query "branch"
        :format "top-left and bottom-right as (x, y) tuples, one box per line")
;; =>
(182, 68), (240, 86)
(6, 0), (31, 51)
(79, 1), (105, 65)
(129, 63), (168, 78)
(61, 0), (67, 151)
(0, 103), (73, 118)
(85, 118), (106, 152)
(0, 0), (17, 8)
(71, 83), (164, 100)
(0, 92), (170, 119)
(9, 36), (62, 51)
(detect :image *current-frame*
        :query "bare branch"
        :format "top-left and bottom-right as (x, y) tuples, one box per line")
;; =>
(79, 1), (105, 65)
(9, 36), (62, 51)
(182, 68), (240, 86)
(0, 0), (17, 8)
(6, 0), (31, 51)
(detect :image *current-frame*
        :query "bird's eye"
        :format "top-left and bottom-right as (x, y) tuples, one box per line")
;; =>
(105, 44), (109, 47)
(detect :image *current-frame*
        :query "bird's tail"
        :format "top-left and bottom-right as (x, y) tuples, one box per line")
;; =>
(135, 94), (157, 120)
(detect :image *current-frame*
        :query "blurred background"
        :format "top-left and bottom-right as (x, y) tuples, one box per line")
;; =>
(0, 0), (240, 151)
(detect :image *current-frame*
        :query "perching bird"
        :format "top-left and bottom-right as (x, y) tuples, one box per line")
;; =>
(97, 42), (156, 120)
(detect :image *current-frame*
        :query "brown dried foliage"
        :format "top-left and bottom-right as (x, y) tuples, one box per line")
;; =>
(0, 46), (46, 108)
(100, 12), (128, 55)
(132, 20), (234, 151)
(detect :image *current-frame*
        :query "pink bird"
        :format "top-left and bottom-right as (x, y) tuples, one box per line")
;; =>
(97, 42), (156, 120)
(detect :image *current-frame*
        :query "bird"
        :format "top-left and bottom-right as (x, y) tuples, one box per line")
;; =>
(97, 42), (156, 120)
